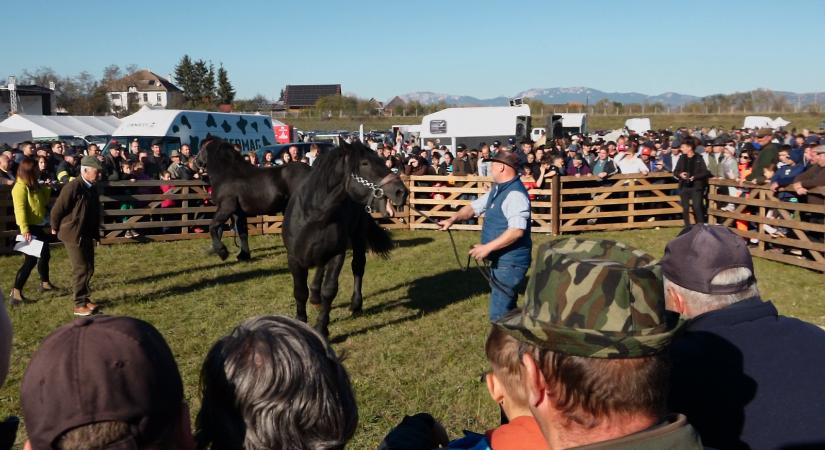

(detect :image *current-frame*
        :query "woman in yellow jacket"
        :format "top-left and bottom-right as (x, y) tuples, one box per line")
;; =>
(10, 157), (55, 304)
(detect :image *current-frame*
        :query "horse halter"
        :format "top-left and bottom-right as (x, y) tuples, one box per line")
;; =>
(350, 172), (398, 213)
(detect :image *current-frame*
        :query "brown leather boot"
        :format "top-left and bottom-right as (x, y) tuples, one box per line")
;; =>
(9, 288), (25, 306)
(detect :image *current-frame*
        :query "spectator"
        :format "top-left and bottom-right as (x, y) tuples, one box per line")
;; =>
(565, 155), (592, 177)
(438, 152), (455, 175)
(56, 149), (80, 184)
(262, 150), (275, 167)
(288, 145), (300, 162)
(591, 147), (618, 181)
(663, 224), (825, 449)
(307, 144), (320, 166)
(128, 138), (141, 161)
(382, 239), (700, 449)
(150, 139), (170, 177)
(10, 157), (55, 305)
(103, 144), (124, 181)
(770, 148), (805, 200)
(616, 146), (649, 174)
(167, 150), (186, 179)
(195, 315), (357, 450)
(792, 145), (825, 207)
(478, 145), (491, 176)
(36, 156), (56, 186)
(662, 140), (682, 173)
(179, 143), (192, 163)
(403, 156), (434, 176)
(674, 138), (711, 226)
(15, 141), (35, 165)
(453, 145), (474, 176)
(21, 315), (195, 450)
(746, 128), (779, 183)
(277, 151), (291, 166)
(0, 155), (16, 186)
(248, 151), (260, 167)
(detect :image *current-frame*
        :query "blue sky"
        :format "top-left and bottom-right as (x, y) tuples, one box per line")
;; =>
(6, 0), (823, 101)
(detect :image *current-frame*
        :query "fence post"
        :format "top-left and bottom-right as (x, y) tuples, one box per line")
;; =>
(405, 176), (413, 231)
(551, 174), (561, 235)
(708, 182), (717, 225)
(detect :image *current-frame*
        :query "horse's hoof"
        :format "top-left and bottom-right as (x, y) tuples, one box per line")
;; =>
(309, 294), (321, 306)
(237, 251), (251, 262)
(311, 303), (322, 311)
(216, 247), (229, 261)
(350, 308), (363, 318)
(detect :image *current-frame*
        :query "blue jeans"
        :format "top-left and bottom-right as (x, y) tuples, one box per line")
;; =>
(488, 263), (528, 321)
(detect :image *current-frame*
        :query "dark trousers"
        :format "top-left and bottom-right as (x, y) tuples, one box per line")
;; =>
(65, 238), (95, 307)
(14, 226), (51, 290)
(680, 187), (706, 226)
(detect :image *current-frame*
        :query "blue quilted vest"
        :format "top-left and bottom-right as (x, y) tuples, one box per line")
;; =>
(480, 176), (532, 266)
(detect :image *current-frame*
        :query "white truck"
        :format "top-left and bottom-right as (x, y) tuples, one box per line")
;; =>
(417, 104), (531, 150)
(106, 106), (282, 155)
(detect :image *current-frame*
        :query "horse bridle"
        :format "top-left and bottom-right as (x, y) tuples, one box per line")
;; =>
(349, 172), (399, 213)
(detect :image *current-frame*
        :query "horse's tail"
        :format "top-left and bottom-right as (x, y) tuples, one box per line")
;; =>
(364, 216), (393, 259)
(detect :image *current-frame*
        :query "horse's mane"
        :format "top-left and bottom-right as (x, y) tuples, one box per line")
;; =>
(300, 141), (374, 219)
(202, 139), (256, 177)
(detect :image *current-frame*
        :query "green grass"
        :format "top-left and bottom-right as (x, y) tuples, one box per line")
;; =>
(287, 112), (825, 133)
(0, 229), (822, 447)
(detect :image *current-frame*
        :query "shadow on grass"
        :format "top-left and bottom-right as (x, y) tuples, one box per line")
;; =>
(329, 268), (488, 342)
(125, 249), (285, 285)
(393, 237), (434, 248)
(112, 267), (289, 305)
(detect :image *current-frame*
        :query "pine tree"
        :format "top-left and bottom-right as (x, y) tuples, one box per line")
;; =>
(174, 55), (197, 106)
(204, 62), (216, 105)
(191, 59), (209, 107)
(216, 64), (235, 104)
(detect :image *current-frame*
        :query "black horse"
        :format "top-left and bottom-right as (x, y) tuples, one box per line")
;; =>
(195, 139), (310, 261)
(283, 141), (408, 337)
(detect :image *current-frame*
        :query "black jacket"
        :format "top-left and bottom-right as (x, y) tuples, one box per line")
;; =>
(673, 154), (710, 190)
(669, 297), (825, 450)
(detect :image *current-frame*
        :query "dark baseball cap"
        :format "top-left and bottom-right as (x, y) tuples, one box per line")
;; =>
(456, 143), (467, 151)
(21, 316), (184, 450)
(483, 149), (519, 169)
(661, 225), (756, 294)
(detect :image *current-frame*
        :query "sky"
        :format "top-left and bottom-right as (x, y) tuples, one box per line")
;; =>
(5, 0), (824, 101)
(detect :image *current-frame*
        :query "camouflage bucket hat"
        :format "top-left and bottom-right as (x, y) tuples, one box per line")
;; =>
(497, 238), (679, 359)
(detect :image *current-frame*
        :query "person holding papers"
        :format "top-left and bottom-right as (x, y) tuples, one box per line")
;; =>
(10, 157), (54, 305)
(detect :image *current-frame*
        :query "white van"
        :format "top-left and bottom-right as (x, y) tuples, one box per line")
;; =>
(417, 105), (531, 150)
(106, 106), (282, 154)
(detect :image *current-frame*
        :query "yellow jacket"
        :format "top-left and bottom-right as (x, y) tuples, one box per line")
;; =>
(12, 179), (52, 233)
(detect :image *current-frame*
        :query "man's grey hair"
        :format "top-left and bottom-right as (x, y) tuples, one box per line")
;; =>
(195, 315), (357, 450)
(664, 267), (760, 318)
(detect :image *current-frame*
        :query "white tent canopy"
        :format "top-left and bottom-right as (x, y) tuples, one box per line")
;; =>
(0, 126), (33, 146)
(743, 116), (790, 130)
(624, 118), (652, 133)
(0, 115), (121, 140)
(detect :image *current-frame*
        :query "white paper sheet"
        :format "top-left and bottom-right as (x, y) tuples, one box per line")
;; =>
(14, 235), (43, 258)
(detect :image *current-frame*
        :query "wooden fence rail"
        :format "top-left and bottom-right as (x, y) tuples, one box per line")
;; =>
(1, 175), (824, 272)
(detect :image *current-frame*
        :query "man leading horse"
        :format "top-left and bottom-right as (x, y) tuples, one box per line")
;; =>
(438, 149), (532, 321)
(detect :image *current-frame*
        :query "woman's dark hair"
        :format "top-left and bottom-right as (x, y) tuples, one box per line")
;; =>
(16, 157), (39, 189)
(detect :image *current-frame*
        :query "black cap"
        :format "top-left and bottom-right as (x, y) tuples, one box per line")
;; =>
(507, 137), (516, 145)
(456, 144), (467, 151)
(483, 149), (519, 169)
(151, 138), (163, 146)
(22, 315), (184, 450)
(492, 140), (501, 146)
(661, 225), (756, 294)
(670, 140), (681, 149)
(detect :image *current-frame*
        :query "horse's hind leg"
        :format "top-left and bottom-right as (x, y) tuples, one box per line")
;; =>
(316, 253), (345, 338)
(289, 259), (309, 323)
(309, 268), (324, 307)
(209, 207), (233, 261)
(235, 212), (251, 261)
(350, 235), (366, 316)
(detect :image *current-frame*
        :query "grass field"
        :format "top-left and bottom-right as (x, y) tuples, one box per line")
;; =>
(0, 228), (822, 447)
(288, 112), (825, 134)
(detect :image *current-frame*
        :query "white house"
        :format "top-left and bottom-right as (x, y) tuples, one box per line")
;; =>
(106, 70), (182, 114)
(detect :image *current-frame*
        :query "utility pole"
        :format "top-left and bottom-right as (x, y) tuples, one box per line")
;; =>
(8, 76), (18, 115)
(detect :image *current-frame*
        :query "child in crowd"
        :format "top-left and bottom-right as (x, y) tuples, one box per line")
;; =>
(119, 161), (139, 238)
(448, 319), (548, 450)
(159, 171), (176, 234)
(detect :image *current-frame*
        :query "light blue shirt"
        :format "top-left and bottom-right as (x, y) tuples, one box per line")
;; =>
(470, 185), (530, 230)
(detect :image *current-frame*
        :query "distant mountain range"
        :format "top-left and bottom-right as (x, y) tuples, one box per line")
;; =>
(393, 87), (825, 107)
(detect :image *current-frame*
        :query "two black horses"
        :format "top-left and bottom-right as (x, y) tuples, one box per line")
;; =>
(197, 138), (407, 337)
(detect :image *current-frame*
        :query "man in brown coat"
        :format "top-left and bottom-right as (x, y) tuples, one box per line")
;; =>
(51, 156), (102, 316)
(792, 145), (825, 206)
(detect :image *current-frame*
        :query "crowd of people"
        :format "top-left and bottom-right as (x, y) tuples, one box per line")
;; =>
(0, 224), (823, 449)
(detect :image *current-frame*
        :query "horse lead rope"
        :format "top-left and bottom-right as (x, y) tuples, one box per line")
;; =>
(408, 205), (512, 296)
